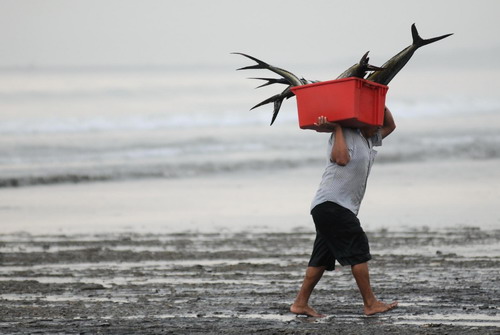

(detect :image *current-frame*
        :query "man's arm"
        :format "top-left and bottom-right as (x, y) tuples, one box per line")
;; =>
(380, 106), (396, 139)
(315, 116), (350, 166)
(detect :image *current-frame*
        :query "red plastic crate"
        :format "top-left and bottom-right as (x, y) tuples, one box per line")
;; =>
(291, 77), (388, 131)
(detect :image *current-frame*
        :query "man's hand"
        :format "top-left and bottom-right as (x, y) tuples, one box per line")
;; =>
(314, 116), (340, 132)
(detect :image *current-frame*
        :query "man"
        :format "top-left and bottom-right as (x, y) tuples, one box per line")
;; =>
(290, 107), (398, 317)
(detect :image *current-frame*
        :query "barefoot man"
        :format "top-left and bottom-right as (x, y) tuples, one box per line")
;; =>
(291, 107), (398, 317)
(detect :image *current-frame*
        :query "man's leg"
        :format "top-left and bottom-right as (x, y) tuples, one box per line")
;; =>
(351, 262), (398, 315)
(290, 266), (326, 317)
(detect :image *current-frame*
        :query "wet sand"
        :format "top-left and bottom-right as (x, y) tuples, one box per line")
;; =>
(1, 227), (499, 334)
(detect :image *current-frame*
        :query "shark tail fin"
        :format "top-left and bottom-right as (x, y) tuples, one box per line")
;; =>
(232, 52), (270, 71)
(270, 99), (283, 125)
(250, 94), (280, 110)
(250, 77), (290, 89)
(411, 23), (453, 48)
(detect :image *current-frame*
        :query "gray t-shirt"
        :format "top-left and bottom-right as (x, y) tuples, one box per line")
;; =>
(311, 128), (382, 216)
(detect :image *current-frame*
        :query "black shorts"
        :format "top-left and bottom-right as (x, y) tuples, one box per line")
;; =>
(308, 201), (371, 271)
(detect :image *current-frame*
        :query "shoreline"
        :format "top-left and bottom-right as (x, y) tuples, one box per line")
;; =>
(1, 158), (499, 235)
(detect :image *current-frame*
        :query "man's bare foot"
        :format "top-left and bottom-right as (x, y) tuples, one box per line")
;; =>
(290, 304), (326, 318)
(364, 300), (398, 316)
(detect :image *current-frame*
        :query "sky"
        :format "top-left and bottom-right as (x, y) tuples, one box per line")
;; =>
(1, 0), (499, 99)
(1, 0), (498, 67)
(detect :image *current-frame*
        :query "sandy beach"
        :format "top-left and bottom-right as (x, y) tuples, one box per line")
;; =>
(1, 227), (499, 334)
(1, 159), (499, 334)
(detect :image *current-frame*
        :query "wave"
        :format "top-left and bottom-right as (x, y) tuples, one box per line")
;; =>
(0, 158), (320, 188)
(2, 102), (500, 136)
(1, 114), (500, 188)
(0, 110), (284, 135)
(2, 134), (500, 188)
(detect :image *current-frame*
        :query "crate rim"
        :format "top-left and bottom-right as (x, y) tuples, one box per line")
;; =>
(291, 77), (388, 93)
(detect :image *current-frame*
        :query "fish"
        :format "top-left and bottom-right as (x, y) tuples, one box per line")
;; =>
(249, 77), (291, 89)
(336, 51), (384, 79)
(232, 52), (311, 125)
(250, 86), (296, 125)
(252, 87), (291, 125)
(232, 52), (304, 86)
(234, 23), (452, 125)
(234, 51), (382, 125)
(246, 51), (381, 89)
(366, 23), (453, 85)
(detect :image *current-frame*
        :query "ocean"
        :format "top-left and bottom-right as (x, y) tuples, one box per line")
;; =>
(1, 66), (500, 188)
